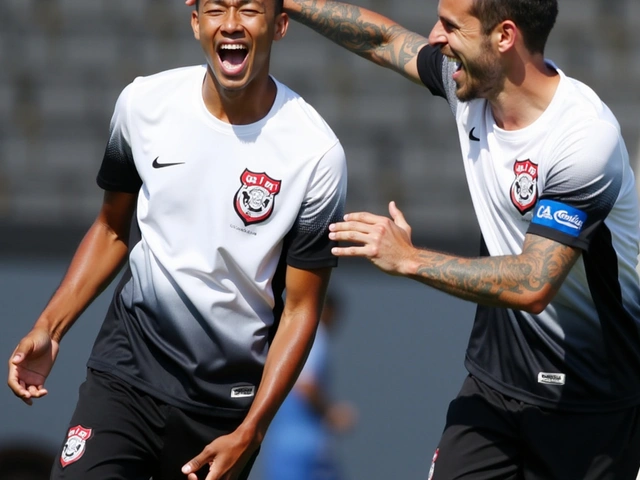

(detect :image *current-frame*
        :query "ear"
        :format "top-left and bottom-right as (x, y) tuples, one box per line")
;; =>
(494, 20), (517, 53)
(191, 10), (201, 40)
(273, 12), (289, 42)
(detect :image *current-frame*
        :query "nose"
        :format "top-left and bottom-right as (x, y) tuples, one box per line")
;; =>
(428, 20), (447, 47)
(221, 9), (243, 33)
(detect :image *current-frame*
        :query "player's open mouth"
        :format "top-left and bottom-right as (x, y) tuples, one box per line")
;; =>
(447, 56), (463, 72)
(218, 43), (249, 75)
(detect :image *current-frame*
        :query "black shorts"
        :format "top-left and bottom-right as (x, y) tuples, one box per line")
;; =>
(430, 375), (640, 480)
(50, 368), (258, 480)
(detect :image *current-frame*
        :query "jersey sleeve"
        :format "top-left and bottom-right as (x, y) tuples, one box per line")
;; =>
(528, 121), (624, 250)
(416, 45), (460, 113)
(286, 141), (347, 269)
(96, 82), (142, 194)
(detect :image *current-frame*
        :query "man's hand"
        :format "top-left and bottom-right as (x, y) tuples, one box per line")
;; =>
(329, 201), (415, 275)
(181, 429), (257, 480)
(7, 328), (59, 405)
(185, 0), (196, 5)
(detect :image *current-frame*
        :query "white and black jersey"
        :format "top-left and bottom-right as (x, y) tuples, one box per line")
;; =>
(88, 65), (347, 418)
(417, 46), (640, 412)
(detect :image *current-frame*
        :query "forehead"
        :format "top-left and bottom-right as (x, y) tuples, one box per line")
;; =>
(437, 0), (474, 20)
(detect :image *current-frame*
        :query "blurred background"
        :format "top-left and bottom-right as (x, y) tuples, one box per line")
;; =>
(1, 0), (639, 478)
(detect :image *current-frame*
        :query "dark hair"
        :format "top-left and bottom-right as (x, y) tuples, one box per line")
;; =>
(469, 0), (558, 54)
(195, 0), (284, 15)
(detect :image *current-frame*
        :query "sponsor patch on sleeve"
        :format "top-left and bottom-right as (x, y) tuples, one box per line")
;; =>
(531, 200), (586, 237)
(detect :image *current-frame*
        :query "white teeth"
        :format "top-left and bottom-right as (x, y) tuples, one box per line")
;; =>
(220, 44), (247, 50)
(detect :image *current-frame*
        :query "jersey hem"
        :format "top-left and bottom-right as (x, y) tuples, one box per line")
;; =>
(465, 356), (640, 413)
(87, 359), (249, 419)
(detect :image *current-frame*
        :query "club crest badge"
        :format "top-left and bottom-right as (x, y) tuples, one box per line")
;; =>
(60, 425), (92, 467)
(234, 169), (281, 226)
(510, 159), (538, 214)
(428, 448), (439, 480)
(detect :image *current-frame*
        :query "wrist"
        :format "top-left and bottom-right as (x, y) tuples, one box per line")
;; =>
(234, 418), (266, 447)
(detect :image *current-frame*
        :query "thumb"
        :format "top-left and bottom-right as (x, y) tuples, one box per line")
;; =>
(182, 452), (208, 476)
(389, 201), (410, 231)
(11, 340), (35, 364)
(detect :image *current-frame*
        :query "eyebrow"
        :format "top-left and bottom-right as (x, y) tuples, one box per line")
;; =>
(439, 14), (460, 28)
(204, 0), (255, 6)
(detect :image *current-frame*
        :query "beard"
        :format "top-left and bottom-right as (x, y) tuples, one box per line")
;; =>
(454, 39), (505, 102)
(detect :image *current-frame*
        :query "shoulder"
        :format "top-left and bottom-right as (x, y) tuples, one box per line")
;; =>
(271, 77), (340, 146)
(555, 69), (621, 133)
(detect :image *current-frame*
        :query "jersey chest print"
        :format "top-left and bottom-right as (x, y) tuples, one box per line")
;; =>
(510, 159), (539, 214)
(234, 169), (282, 226)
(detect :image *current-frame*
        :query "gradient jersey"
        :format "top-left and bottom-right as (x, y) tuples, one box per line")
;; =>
(87, 65), (347, 418)
(417, 46), (640, 411)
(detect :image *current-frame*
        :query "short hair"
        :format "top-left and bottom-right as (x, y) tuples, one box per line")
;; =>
(195, 0), (284, 15)
(469, 0), (558, 54)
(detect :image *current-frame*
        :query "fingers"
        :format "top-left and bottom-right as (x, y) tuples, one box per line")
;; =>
(182, 449), (211, 477)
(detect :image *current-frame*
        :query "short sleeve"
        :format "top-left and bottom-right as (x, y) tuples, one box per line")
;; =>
(528, 121), (624, 250)
(286, 141), (347, 269)
(96, 83), (142, 194)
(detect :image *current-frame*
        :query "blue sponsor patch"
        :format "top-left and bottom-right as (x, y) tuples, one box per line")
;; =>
(531, 200), (586, 237)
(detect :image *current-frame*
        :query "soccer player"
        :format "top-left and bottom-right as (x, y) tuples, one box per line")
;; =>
(7, 1), (347, 479)
(184, 0), (640, 478)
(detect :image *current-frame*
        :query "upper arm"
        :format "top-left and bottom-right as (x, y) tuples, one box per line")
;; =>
(529, 120), (624, 251)
(97, 190), (137, 241)
(519, 233), (582, 311)
(372, 26), (429, 84)
(283, 266), (332, 321)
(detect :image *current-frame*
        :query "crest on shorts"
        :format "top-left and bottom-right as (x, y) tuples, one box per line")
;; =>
(428, 448), (439, 480)
(510, 159), (538, 214)
(60, 425), (92, 467)
(234, 169), (281, 226)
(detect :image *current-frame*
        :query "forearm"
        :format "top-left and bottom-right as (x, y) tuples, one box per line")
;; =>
(401, 237), (578, 313)
(284, 0), (425, 71)
(35, 219), (129, 342)
(236, 311), (319, 444)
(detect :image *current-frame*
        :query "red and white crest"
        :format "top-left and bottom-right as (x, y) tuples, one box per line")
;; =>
(510, 159), (539, 214)
(428, 448), (439, 480)
(60, 425), (92, 467)
(234, 169), (282, 226)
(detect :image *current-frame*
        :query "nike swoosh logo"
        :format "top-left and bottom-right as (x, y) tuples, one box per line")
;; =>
(152, 157), (185, 169)
(469, 127), (480, 142)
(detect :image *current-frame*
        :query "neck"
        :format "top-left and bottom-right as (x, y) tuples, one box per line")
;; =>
(489, 55), (559, 131)
(201, 69), (277, 125)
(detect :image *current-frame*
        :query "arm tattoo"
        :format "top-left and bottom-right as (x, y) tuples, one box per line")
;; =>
(288, 0), (427, 70)
(414, 235), (579, 307)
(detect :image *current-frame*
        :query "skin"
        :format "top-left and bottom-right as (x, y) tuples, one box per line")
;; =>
(219, 0), (579, 313)
(193, 0), (289, 124)
(292, 300), (357, 433)
(10, 2), (332, 480)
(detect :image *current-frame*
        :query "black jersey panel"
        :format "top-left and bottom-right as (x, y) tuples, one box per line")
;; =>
(583, 224), (640, 394)
(286, 196), (341, 270)
(416, 45), (447, 98)
(97, 134), (142, 193)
